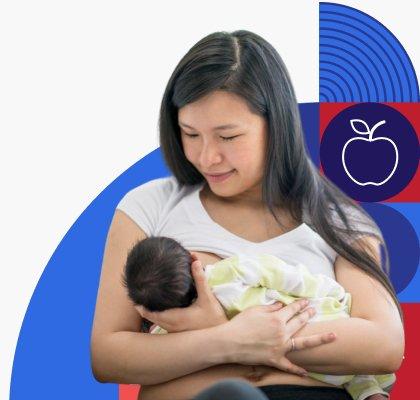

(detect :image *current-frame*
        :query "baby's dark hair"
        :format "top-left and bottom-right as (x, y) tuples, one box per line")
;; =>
(122, 236), (197, 315)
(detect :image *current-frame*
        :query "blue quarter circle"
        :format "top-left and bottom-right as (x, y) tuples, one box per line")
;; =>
(10, 149), (171, 400)
(320, 2), (420, 102)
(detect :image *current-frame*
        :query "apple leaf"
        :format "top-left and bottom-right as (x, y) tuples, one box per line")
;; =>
(350, 119), (370, 135)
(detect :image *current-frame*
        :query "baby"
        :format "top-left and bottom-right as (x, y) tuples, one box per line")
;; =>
(122, 236), (196, 333)
(122, 236), (394, 400)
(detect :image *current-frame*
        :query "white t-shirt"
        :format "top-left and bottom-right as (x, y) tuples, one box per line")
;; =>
(116, 176), (380, 280)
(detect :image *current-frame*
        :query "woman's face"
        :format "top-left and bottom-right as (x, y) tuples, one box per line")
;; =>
(178, 90), (268, 201)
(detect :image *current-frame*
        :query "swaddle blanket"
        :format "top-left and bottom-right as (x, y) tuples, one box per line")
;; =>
(150, 253), (395, 400)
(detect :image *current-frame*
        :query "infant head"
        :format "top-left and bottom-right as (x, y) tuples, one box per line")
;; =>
(123, 236), (197, 312)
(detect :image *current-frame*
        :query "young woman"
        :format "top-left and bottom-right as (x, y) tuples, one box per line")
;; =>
(90, 30), (404, 400)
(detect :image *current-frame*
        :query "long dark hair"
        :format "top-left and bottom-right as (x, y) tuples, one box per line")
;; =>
(158, 30), (401, 316)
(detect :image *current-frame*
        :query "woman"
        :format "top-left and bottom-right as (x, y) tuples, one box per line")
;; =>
(90, 30), (404, 400)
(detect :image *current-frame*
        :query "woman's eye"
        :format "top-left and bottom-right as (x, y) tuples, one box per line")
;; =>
(221, 135), (238, 141)
(184, 133), (198, 138)
(182, 132), (238, 141)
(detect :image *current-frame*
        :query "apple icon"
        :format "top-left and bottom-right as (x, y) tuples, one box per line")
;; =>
(321, 103), (418, 202)
(341, 119), (399, 186)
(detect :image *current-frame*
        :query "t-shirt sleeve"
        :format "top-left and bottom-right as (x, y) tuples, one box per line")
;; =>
(115, 176), (177, 237)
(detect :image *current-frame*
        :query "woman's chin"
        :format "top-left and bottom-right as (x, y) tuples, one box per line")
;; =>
(207, 182), (237, 198)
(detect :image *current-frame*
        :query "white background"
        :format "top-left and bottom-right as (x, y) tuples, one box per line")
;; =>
(1, 1), (418, 398)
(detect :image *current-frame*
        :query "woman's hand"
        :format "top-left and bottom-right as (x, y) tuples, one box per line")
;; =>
(136, 254), (228, 333)
(224, 299), (337, 376)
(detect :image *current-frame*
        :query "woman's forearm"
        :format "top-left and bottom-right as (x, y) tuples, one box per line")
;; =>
(288, 317), (404, 375)
(91, 324), (232, 386)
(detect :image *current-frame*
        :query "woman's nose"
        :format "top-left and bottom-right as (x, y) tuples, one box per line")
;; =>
(199, 142), (223, 167)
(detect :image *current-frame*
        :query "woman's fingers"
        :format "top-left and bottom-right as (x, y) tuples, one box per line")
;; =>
(266, 301), (284, 311)
(276, 356), (308, 377)
(278, 299), (310, 320)
(191, 260), (211, 299)
(290, 332), (336, 351)
(190, 252), (199, 262)
(286, 307), (316, 334)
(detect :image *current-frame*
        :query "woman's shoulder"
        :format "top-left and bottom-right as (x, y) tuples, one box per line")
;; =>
(120, 175), (180, 201)
(115, 175), (188, 236)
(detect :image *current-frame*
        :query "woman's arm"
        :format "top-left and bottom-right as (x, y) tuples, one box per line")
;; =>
(285, 236), (405, 375)
(91, 210), (335, 385)
(90, 210), (231, 385)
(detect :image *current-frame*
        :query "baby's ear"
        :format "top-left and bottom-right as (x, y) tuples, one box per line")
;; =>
(190, 252), (199, 261)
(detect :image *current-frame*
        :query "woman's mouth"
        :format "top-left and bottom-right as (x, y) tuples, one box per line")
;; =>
(205, 170), (235, 183)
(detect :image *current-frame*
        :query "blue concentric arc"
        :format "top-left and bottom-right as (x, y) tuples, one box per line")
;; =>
(320, 2), (420, 102)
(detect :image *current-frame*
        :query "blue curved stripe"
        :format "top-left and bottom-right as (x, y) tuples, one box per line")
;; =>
(320, 2), (420, 102)
(321, 34), (387, 101)
(322, 27), (395, 100)
(328, 3), (419, 101)
(322, 13), (407, 101)
(320, 67), (355, 101)
(320, 84), (338, 102)
(321, 18), (399, 100)
(321, 44), (380, 101)
(321, 52), (369, 100)
(322, 60), (363, 100)
(320, 76), (347, 101)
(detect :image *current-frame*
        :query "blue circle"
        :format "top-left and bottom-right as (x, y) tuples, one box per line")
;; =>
(362, 203), (419, 293)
